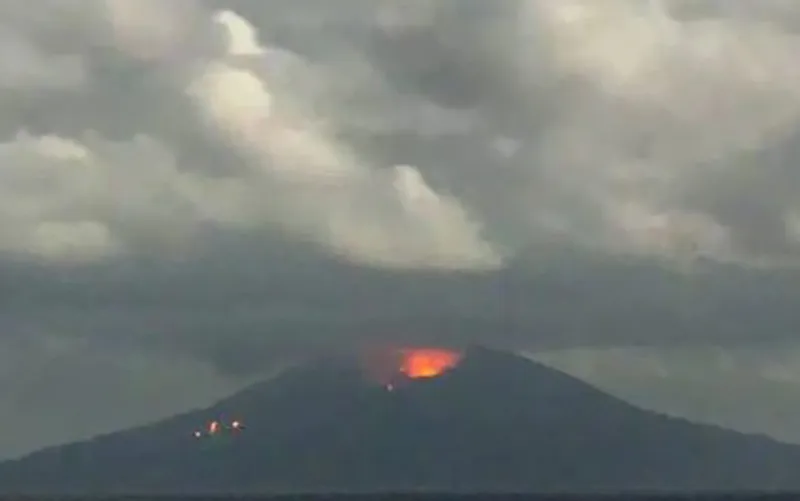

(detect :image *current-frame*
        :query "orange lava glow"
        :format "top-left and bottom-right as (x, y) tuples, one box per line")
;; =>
(359, 345), (463, 386)
(398, 348), (462, 379)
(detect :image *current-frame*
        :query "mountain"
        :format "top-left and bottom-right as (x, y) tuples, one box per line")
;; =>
(2, 346), (800, 493)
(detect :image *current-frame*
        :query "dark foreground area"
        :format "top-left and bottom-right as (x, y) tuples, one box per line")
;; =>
(1, 493), (799, 501)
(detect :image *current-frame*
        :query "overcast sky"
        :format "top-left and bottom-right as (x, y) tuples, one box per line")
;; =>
(2, 0), (800, 458)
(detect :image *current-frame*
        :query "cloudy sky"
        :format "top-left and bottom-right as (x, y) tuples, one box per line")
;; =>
(2, 0), (800, 458)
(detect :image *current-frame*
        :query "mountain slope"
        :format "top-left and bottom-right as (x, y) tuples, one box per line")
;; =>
(1, 346), (799, 493)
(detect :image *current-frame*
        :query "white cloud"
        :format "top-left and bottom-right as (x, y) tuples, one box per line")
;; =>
(0, 3), (502, 271)
(0, 131), (204, 263)
(213, 10), (265, 57)
(500, 0), (800, 266)
(5, 0), (800, 269)
(182, 10), (504, 270)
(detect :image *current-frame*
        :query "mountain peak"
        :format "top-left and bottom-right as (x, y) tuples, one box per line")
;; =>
(2, 345), (800, 493)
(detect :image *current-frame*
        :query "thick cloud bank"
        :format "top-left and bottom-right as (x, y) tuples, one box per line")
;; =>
(1, 0), (800, 371)
(0, 0), (503, 271)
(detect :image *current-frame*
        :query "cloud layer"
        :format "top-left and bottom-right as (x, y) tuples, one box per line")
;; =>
(5, 0), (800, 271)
(2, 0), (800, 371)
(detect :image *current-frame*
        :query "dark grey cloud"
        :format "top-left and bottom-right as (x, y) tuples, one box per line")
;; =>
(2, 248), (800, 379)
(1, 0), (800, 354)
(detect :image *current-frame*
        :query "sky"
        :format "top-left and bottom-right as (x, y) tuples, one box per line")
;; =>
(2, 0), (800, 457)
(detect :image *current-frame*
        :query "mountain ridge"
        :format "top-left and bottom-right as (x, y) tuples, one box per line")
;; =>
(1, 346), (799, 493)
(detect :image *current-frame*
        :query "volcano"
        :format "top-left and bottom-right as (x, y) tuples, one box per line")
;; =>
(2, 346), (800, 493)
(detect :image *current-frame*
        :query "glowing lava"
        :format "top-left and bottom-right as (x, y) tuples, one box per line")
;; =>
(359, 345), (463, 387)
(398, 348), (462, 379)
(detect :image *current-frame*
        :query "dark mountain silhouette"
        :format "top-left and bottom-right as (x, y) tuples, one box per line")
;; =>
(2, 346), (800, 493)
